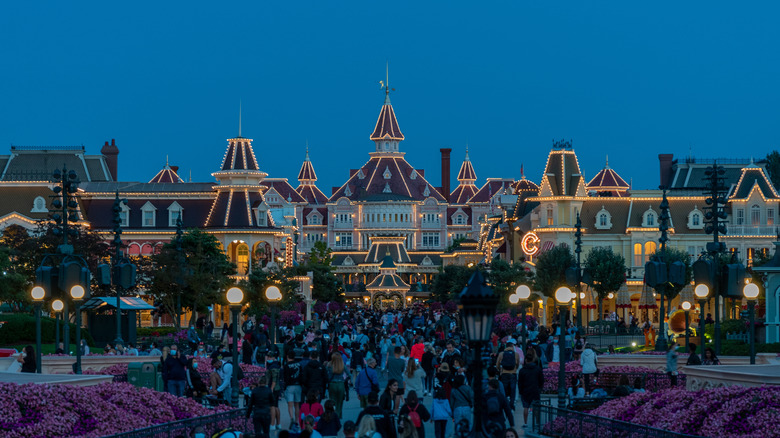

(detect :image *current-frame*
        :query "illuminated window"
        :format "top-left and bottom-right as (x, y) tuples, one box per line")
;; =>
(768, 208), (775, 226)
(751, 205), (761, 226)
(547, 206), (554, 226)
(644, 241), (657, 263)
(633, 243), (642, 267)
(237, 244), (249, 275)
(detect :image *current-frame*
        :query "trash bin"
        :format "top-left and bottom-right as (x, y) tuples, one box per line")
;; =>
(128, 362), (159, 389)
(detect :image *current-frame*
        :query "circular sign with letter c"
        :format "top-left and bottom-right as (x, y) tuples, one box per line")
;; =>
(521, 232), (540, 256)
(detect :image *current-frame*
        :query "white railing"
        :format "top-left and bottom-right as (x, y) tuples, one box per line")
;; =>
(727, 225), (777, 236)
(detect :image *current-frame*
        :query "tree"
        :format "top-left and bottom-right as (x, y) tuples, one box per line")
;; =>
(585, 246), (627, 320)
(431, 264), (476, 302)
(533, 245), (575, 297)
(239, 266), (299, 320)
(487, 258), (533, 311)
(0, 245), (29, 311)
(148, 229), (235, 330)
(293, 241), (343, 303)
(765, 151), (780, 190)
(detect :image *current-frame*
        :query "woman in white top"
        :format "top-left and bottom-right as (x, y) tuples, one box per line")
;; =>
(403, 358), (426, 400)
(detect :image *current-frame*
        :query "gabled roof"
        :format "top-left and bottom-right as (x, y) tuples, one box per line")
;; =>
(538, 141), (587, 197)
(1, 146), (113, 182)
(730, 163), (779, 200)
(263, 179), (307, 203)
(469, 178), (515, 203)
(329, 156), (445, 202)
(149, 163), (184, 183)
(297, 184), (329, 204)
(370, 94), (404, 141)
(587, 158), (630, 197)
(220, 137), (260, 171)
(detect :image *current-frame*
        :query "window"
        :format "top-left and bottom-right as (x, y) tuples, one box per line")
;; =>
(167, 202), (183, 227)
(692, 213), (700, 226)
(31, 196), (48, 213)
(141, 202), (156, 227)
(599, 213), (608, 227)
(309, 214), (320, 225)
(633, 243), (642, 267)
(335, 232), (352, 247)
(736, 208), (745, 225)
(143, 211), (154, 226)
(256, 209), (267, 226)
(751, 205), (761, 226)
(119, 205), (129, 227)
(237, 244), (249, 275)
(422, 232), (440, 248)
(644, 241), (656, 263)
(546, 206), (554, 226)
(769, 208), (775, 226)
(455, 214), (465, 225)
(646, 213), (655, 227)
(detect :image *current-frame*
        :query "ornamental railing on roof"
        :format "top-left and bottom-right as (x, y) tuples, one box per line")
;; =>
(2, 170), (55, 181)
(11, 145), (85, 151)
(681, 157), (760, 165)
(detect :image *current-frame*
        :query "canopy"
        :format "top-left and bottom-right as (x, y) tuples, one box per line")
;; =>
(80, 296), (155, 311)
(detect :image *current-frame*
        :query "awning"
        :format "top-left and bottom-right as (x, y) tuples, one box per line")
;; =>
(80, 297), (155, 311)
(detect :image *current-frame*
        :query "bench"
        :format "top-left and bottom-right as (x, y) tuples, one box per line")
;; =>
(569, 396), (618, 412)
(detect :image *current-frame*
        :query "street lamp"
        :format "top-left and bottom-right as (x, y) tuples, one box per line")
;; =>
(458, 271), (499, 438)
(70, 285), (86, 374)
(265, 285), (282, 345)
(514, 285), (531, 350)
(31, 286), (45, 374)
(52, 299), (64, 352)
(555, 286), (572, 409)
(681, 301), (692, 350)
(743, 282), (759, 365)
(226, 287), (244, 407)
(694, 284), (709, 363)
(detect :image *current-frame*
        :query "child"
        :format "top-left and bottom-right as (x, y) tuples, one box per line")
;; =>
(300, 389), (324, 428)
(431, 388), (452, 438)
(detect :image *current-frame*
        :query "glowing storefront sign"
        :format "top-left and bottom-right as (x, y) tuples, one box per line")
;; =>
(521, 232), (540, 256)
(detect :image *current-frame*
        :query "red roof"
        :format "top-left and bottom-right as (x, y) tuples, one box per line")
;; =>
(369, 95), (404, 141)
(148, 164), (184, 183)
(297, 184), (328, 204)
(329, 156), (445, 202)
(586, 161), (630, 197)
(297, 149), (317, 182)
(456, 149), (477, 182)
(221, 137), (260, 171)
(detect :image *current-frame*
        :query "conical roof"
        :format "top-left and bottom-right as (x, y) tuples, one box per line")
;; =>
(220, 137), (260, 171)
(586, 157), (630, 197)
(457, 148), (477, 182)
(370, 94), (404, 141)
(297, 148), (317, 182)
(149, 161), (184, 183)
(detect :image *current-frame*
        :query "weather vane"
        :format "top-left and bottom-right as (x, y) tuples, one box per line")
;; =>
(379, 61), (395, 95)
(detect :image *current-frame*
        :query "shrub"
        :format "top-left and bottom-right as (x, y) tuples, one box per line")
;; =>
(0, 313), (95, 346)
(136, 327), (181, 337)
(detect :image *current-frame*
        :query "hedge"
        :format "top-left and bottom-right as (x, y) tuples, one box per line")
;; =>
(136, 327), (182, 337)
(0, 313), (95, 346)
(705, 339), (780, 356)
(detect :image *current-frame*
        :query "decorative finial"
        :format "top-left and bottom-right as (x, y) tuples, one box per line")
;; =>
(238, 100), (242, 138)
(605, 154), (609, 168)
(305, 140), (310, 161)
(465, 144), (470, 160)
(166, 155), (169, 167)
(520, 163), (525, 179)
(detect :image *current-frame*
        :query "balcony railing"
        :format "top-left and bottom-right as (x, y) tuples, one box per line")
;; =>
(727, 225), (777, 236)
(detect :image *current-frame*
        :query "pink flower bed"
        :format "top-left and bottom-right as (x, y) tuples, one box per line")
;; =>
(584, 385), (780, 437)
(0, 381), (241, 438)
(542, 363), (683, 393)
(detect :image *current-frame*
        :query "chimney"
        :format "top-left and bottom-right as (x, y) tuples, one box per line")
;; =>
(170, 166), (179, 173)
(440, 148), (452, 202)
(101, 138), (120, 181)
(658, 154), (674, 188)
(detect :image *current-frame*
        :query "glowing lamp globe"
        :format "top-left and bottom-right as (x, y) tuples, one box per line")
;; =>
(265, 285), (282, 302)
(681, 301), (692, 311)
(743, 283), (760, 300)
(226, 287), (244, 305)
(580, 292), (585, 300)
(555, 287), (572, 305)
(52, 299), (64, 312)
(70, 285), (85, 300)
(608, 292), (614, 300)
(31, 286), (45, 301)
(694, 284), (709, 300)
(516, 285), (531, 300)
(509, 293), (520, 305)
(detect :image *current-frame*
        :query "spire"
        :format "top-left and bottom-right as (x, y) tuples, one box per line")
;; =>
(238, 100), (242, 138)
(370, 65), (404, 144)
(297, 144), (318, 183)
(605, 154), (609, 168)
(520, 163), (525, 179)
(457, 147), (477, 182)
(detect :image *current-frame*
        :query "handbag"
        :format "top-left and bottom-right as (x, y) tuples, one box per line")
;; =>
(364, 368), (380, 394)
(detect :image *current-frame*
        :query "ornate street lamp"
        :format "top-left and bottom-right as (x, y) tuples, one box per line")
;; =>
(265, 285), (282, 344)
(459, 271), (499, 438)
(555, 286), (572, 409)
(511, 285), (532, 350)
(31, 286), (46, 373)
(743, 282), (759, 365)
(52, 299), (64, 352)
(681, 300), (692, 350)
(70, 285), (86, 374)
(694, 284), (709, 363)
(226, 287), (244, 407)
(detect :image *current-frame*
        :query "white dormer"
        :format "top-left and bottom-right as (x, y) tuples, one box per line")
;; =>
(687, 206), (704, 230)
(383, 167), (392, 179)
(307, 210), (323, 225)
(383, 183), (392, 193)
(119, 203), (130, 227)
(31, 196), (48, 213)
(410, 169), (417, 180)
(167, 201), (183, 227)
(595, 206), (613, 230)
(420, 255), (433, 266)
(343, 255), (354, 266)
(451, 208), (467, 225)
(141, 201), (157, 227)
(254, 203), (269, 227)
(357, 169), (365, 179)
(642, 207), (657, 228)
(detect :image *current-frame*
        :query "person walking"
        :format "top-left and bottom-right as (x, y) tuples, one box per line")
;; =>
(399, 391), (431, 438)
(327, 352), (348, 417)
(355, 358), (380, 408)
(404, 359), (426, 402)
(666, 343), (679, 387)
(386, 347), (407, 410)
(317, 400), (342, 438)
(579, 343), (598, 394)
(431, 388), (452, 438)
(449, 374), (473, 431)
(283, 349), (304, 432)
(246, 375), (274, 438)
(517, 354), (544, 428)
(483, 379), (514, 430)
(496, 340), (520, 408)
(356, 391), (396, 438)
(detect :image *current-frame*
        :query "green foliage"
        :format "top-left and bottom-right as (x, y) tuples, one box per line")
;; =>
(533, 245), (575, 296)
(0, 245), (29, 311)
(444, 236), (467, 253)
(431, 264), (476, 302)
(704, 339), (780, 356)
(147, 229), (236, 329)
(649, 247), (693, 300)
(0, 313), (94, 346)
(765, 150), (780, 190)
(585, 246), (627, 318)
(295, 241), (343, 303)
(704, 318), (753, 340)
(135, 327), (181, 337)
(487, 258), (533, 310)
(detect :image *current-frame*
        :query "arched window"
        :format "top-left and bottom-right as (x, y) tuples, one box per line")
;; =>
(599, 213), (608, 227)
(644, 241), (657, 263)
(646, 213), (655, 226)
(31, 196), (48, 213)
(237, 244), (249, 275)
(692, 213), (700, 226)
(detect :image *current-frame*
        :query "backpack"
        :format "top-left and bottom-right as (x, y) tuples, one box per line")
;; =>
(501, 351), (516, 371)
(408, 404), (422, 428)
(236, 363), (244, 381)
(486, 394), (501, 416)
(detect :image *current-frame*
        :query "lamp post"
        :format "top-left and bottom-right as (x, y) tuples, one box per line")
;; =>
(511, 285), (532, 350)
(681, 301), (692, 350)
(265, 285), (282, 344)
(458, 271), (499, 438)
(70, 285), (86, 374)
(52, 299), (64, 352)
(555, 286), (572, 409)
(694, 284), (709, 363)
(574, 213), (584, 333)
(31, 286), (45, 374)
(226, 287), (244, 407)
(743, 282), (759, 365)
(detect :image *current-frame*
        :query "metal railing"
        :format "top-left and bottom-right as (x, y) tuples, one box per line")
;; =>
(585, 333), (646, 349)
(102, 408), (249, 438)
(531, 402), (703, 438)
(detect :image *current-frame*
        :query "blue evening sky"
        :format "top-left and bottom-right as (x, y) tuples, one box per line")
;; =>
(1, 2), (778, 192)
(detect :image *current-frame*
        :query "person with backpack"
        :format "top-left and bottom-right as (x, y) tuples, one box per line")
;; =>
(448, 374), (473, 431)
(302, 350), (329, 402)
(431, 388), (452, 438)
(399, 391), (431, 438)
(517, 352), (544, 428)
(356, 358), (380, 408)
(283, 349), (304, 432)
(483, 379), (514, 430)
(356, 391), (396, 438)
(246, 374), (274, 438)
(580, 343), (598, 394)
(496, 339), (519, 409)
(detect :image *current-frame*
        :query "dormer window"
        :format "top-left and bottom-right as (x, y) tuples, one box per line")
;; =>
(642, 208), (657, 228)
(455, 214), (465, 225)
(384, 142), (389, 150)
(141, 202), (157, 227)
(546, 205), (554, 226)
(167, 201), (183, 227)
(31, 196), (48, 213)
(595, 206), (612, 230)
(255, 207), (268, 226)
(687, 207), (704, 230)
(119, 204), (130, 227)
